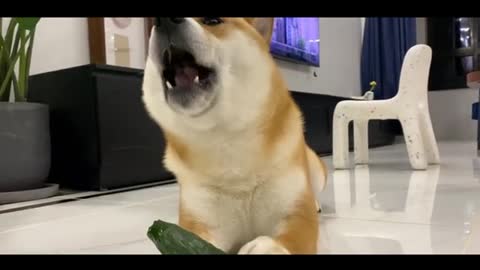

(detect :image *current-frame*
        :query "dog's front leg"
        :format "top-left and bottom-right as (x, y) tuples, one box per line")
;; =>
(178, 183), (249, 254)
(178, 206), (226, 252)
(238, 189), (319, 255)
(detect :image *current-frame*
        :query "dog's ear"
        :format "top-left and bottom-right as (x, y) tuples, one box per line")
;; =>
(245, 18), (274, 43)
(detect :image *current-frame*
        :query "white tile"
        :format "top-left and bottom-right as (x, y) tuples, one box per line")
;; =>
(0, 191), (179, 254)
(60, 239), (158, 254)
(1, 141), (480, 254)
(0, 180), (176, 212)
(0, 199), (122, 233)
(319, 142), (480, 228)
(318, 217), (476, 254)
(91, 184), (179, 204)
(0, 190), (101, 212)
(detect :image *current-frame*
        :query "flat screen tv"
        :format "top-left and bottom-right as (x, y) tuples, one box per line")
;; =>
(270, 17), (320, 67)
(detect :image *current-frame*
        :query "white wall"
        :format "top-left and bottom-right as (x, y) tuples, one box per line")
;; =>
(30, 18), (90, 75)
(416, 17), (477, 141)
(4, 18), (363, 98)
(361, 17), (365, 41)
(2, 18), (90, 75)
(278, 18), (363, 98)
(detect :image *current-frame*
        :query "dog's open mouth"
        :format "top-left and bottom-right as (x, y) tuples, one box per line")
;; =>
(162, 46), (215, 92)
(160, 45), (217, 116)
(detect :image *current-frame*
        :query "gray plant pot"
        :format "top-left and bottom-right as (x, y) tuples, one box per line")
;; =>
(0, 102), (51, 193)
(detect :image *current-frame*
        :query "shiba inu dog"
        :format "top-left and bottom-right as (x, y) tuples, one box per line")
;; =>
(142, 17), (327, 254)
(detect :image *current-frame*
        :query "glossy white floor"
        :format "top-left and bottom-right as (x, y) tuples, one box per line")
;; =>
(1, 141), (479, 254)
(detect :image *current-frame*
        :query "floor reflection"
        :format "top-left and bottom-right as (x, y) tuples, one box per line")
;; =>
(321, 165), (440, 253)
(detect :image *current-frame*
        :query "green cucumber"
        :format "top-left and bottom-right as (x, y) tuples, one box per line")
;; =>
(147, 219), (226, 255)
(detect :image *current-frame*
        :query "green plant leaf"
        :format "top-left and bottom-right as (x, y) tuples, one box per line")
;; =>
(0, 18), (40, 102)
(0, 25), (5, 65)
(15, 18), (41, 31)
(12, 74), (22, 102)
(17, 30), (26, 99)
(4, 19), (17, 52)
(0, 52), (20, 98)
(0, 42), (4, 78)
(0, 34), (12, 101)
(23, 29), (35, 100)
(1, 20), (18, 100)
(10, 28), (21, 57)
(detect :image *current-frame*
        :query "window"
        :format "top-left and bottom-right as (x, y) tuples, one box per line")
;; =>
(427, 17), (479, 90)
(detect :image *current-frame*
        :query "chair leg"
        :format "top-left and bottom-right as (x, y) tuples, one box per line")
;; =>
(354, 120), (369, 164)
(400, 117), (428, 170)
(333, 113), (350, 169)
(315, 200), (322, 213)
(420, 112), (440, 164)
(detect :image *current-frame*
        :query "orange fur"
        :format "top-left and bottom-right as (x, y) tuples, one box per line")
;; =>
(179, 200), (212, 242)
(179, 17), (318, 253)
(260, 71), (297, 155)
(271, 142), (319, 254)
(143, 17), (326, 254)
(275, 189), (319, 254)
(163, 131), (189, 163)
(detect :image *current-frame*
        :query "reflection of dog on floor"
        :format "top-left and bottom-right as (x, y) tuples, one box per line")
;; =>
(142, 17), (327, 254)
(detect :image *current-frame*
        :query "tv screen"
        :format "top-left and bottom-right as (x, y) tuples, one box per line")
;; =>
(270, 17), (320, 67)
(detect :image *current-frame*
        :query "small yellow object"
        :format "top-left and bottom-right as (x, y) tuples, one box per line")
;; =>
(369, 81), (377, 92)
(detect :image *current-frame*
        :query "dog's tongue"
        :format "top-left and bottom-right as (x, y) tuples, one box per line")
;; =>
(175, 66), (198, 88)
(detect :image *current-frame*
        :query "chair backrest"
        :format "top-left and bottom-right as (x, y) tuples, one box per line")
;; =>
(395, 44), (432, 102)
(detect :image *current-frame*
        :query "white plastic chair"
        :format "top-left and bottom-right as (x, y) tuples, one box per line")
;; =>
(332, 44), (440, 170)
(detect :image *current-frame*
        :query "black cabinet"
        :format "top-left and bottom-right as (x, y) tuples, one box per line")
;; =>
(28, 64), (173, 190)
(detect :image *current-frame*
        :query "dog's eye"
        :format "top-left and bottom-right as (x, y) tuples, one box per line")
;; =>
(202, 17), (223, 26)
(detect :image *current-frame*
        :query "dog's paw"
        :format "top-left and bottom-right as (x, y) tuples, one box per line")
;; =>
(238, 236), (290, 254)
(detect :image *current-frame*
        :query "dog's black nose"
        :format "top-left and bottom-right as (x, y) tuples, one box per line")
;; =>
(154, 17), (185, 26)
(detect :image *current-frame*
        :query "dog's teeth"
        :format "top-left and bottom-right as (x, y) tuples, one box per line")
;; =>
(166, 81), (173, 89)
(194, 76), (199, 83)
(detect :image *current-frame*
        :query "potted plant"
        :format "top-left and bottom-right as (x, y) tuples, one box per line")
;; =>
(0, 17), (58, 204)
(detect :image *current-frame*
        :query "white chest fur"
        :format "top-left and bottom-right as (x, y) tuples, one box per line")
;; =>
(179, 166), (308, 253)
